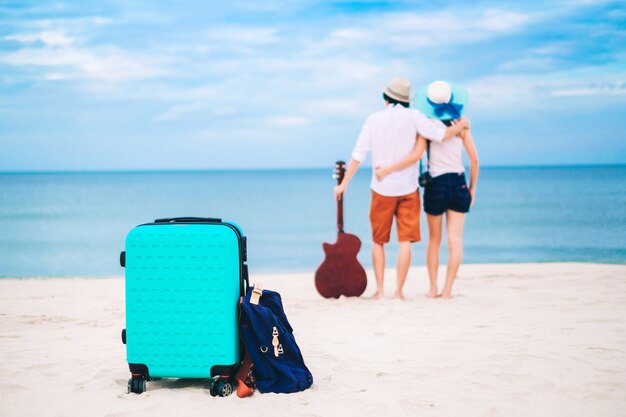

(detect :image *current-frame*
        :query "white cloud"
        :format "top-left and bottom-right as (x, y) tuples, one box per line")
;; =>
(550, 82), (626, 97)
(155, 102), (207, 121)
(372, 8), (531, 49)
(298, 7), (534, 59)
(5, 30), (75, 46)
(480, 9), (530, 32)
(465, 75), (534, 111)
(0, 14), (163, 84)
(266, 116), (312, 127)
(306, 98), (368, 116)
(498, 57), (555, 71)
(206, 26), (281, 45)
(466, 70), (626, 116)
(1, 46), (167, 81)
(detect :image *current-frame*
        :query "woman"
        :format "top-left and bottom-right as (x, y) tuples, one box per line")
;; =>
(375, 80), (479, 298)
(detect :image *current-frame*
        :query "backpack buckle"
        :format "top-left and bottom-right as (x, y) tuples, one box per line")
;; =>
(251, 283), (263, 305)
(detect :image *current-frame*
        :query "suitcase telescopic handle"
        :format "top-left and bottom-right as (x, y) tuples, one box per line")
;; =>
(154, 217), (222, 223)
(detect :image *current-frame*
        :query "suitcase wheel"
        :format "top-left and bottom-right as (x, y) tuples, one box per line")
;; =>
(128, 377), (146, 394)
(210, 378), (234, 397)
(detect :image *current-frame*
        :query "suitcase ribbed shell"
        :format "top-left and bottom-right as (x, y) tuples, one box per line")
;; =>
(125, 222), (242, 378)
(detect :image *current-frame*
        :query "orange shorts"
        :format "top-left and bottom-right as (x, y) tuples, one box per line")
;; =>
(369, 190), (421, 245)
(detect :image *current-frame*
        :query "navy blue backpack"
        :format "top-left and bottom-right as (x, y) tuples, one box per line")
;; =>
(240, 284), (313, 394)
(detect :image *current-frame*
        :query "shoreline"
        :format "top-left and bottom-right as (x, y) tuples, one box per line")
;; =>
(1, 261), (624, 280)
(1, 262), (625, 417)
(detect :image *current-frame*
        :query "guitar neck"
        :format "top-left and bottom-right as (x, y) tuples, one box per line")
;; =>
(337, 195), (344, 233)
(334, 160), (346, 234)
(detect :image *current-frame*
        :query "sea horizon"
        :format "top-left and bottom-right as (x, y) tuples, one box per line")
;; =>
(1, 162), (625, 175)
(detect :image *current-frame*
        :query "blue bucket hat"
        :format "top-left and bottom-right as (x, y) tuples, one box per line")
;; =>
(414, 80), (468, 121)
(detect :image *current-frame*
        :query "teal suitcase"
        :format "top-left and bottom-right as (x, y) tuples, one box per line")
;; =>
(120, 217), (248, 396)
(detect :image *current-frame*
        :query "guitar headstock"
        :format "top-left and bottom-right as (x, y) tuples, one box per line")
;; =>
(333, 160), (346, 185)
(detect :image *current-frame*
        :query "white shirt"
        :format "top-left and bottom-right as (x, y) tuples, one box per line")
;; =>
(352, 104), (445, 196)
(427, 119), (465, 177)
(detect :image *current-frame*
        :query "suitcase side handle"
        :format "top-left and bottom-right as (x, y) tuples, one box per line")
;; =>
(154, 217), (222, 223)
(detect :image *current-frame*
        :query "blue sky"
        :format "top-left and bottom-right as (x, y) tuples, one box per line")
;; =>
(1, 0), (625, 171)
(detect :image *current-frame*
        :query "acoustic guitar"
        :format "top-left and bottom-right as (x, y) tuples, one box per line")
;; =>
(314, 161), (367, 298)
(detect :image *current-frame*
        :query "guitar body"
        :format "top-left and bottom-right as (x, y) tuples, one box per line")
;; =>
(315, 232), (367, 298)
(314, 160), (367, 299)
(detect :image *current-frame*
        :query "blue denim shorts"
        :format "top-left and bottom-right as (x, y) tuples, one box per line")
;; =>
(423, 173), (471, 216)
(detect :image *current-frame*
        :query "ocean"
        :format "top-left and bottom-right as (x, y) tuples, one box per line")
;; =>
(0, 166), (625, 277)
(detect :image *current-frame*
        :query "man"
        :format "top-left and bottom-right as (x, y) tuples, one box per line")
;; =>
(334, 77), (468, 300)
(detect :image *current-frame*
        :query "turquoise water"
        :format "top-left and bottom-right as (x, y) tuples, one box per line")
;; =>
(0, 166), (625, 277)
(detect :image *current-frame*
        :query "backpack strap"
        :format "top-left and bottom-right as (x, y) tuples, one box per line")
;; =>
(250, 283), (263, 305)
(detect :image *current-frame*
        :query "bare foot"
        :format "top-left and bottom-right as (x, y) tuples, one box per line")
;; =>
(425, 289), (439, 298)
(439, 292), (453, 299)
(370, 291), (385, 300)
(394, 292), (410, 301)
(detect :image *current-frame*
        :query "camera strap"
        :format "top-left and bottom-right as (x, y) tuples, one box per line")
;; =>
(420, 140), (431, 175)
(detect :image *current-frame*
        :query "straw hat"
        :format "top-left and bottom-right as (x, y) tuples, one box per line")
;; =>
(414, 80), (468, 120)
(382, 77), (411, 103)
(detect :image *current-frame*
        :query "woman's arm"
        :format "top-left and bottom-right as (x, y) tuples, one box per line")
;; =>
(460, 128), (479, 206)
(442, 117), (470, 141)
(375, 135), (427, 181)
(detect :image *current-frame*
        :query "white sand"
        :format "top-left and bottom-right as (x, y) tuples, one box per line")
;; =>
(1, 263), (625, 417)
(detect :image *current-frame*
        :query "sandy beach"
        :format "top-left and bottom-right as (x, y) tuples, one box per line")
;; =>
(1, 262), (625, 417)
